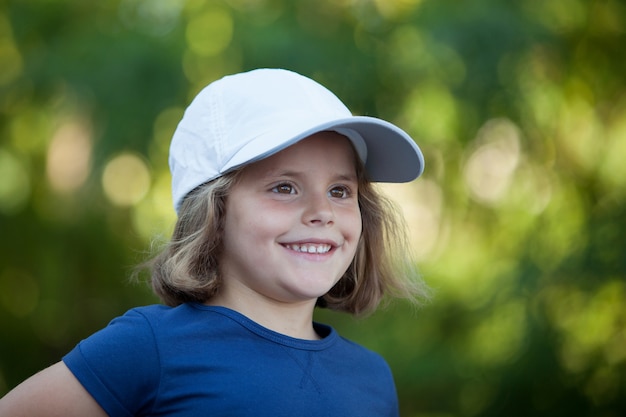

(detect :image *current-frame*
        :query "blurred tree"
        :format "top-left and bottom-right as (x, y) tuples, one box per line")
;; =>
(1, 0), (625, 416)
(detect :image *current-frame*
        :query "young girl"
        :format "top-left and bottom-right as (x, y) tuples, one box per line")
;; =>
(0, 68), (428, 416)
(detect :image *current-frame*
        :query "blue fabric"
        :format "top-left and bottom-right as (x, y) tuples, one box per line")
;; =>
(63, 303), (399, 416)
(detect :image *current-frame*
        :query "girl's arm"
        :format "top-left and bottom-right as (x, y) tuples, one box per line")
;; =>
(0, 361), (108, 417)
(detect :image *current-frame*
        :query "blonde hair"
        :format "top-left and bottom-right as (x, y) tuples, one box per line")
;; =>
(147, 162), (430, 315)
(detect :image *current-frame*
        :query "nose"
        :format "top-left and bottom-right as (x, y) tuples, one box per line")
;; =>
(302, 191), (334, 226)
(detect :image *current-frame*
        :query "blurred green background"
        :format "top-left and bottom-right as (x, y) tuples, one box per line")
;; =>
(1, 0), (625, 415)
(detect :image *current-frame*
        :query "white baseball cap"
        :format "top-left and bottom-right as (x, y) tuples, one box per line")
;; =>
(169, 68), (424, 212)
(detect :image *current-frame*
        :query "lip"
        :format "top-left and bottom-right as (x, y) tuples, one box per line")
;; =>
(280, 237), (339, 246)
(279, 238), (340, 255)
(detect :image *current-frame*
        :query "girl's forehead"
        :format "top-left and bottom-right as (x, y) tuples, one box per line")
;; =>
(242, 132), (359, 176)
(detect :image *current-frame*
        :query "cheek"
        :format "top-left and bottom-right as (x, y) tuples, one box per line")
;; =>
(344, 214), (362, 267)
(224, 199), (289, 243)
(221, 202), (254, 250)
(344, 206), (363, 242)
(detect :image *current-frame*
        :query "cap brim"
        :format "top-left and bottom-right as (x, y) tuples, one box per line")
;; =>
(221, 115), (424, 182)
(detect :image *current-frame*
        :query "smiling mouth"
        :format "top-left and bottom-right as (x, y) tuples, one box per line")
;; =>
(283, 243), (332, 254)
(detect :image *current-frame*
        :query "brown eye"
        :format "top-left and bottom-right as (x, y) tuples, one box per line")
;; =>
(329, 186), (348, 198)
(272, 183), (295, 194)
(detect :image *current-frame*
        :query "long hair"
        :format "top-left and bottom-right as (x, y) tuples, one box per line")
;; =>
(147, 172), (240, 306)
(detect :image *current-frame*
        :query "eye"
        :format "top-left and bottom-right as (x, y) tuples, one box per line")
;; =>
(328, 186), (350, 199)
(272, 183), (296, 194)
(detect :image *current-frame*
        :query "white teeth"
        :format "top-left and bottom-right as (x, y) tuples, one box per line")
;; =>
(286, 244), (331, 254)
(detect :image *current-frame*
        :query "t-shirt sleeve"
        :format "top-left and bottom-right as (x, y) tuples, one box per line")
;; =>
(63, 308), (161, 417)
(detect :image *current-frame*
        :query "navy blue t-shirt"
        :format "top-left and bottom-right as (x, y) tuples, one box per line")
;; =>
(63, 303), (399, 416)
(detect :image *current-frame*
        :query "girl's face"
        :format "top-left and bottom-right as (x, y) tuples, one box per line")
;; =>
(219, 131), (362, 306)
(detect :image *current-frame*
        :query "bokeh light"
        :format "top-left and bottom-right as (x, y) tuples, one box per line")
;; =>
(186, 6), (233, 57)
(46, 120), (93, 194)
(464, 118), (521, 205)
(102, 153), (151, 207)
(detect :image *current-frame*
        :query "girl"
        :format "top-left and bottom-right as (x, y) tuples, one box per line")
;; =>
(0, 68), (429, 416)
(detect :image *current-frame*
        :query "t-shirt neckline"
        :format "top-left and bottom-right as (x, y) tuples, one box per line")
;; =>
(188, 303), (338, 351)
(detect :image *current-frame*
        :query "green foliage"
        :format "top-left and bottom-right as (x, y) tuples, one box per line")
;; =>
(1, 0), (625, 415)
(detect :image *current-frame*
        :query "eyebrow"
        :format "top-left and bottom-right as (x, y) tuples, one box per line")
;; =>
(266, 170), (358, 183)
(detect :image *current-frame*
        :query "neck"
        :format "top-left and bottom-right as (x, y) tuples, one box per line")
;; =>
(206, 289), (321, 340)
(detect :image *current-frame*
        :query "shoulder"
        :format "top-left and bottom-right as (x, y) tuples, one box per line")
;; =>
(330, 329), (389, 360)
(311, 324), (394, 381)
(60, 303), (224, 416)
(123, 302), (223, 324)
(104, 303), (208, 334)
